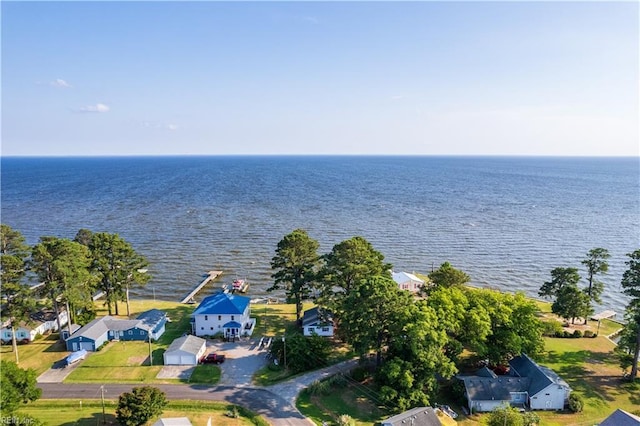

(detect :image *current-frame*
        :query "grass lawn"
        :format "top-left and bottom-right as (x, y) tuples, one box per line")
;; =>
(0, 333), (70, 375)
(66, 300), (195, 383)
(187, 364), (221, 384)
(21, 399), (266, 425)
(297, 383), (385, 426)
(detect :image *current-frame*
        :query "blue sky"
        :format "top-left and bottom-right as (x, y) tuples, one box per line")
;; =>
(2, 1), (638, 156)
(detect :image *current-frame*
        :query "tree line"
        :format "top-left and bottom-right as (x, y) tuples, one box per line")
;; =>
(537, 247), (640, 380)
(267, 229), (546, 411)
(0, 224), (150, 364)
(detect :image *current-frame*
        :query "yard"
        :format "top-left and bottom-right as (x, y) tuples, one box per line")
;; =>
(21, 399), (266, 425)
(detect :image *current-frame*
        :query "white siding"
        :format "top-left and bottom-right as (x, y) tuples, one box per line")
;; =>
(193, 311), (250, 337)
(529, 385), (566, 410)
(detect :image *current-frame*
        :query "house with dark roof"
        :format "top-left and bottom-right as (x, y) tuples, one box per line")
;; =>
(1, 308), (68, 344)
(599, 409), (640, 426)
(191, 292), (255, 339)
(302, 307), (334, 337)
(381, 407), (442, 426)
(65, 309), (167, 351)
(461, 353), (570, 413)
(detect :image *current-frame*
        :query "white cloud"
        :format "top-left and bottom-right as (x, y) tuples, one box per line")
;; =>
(50, 78), (72, 88)
(79, 103), (110, 113)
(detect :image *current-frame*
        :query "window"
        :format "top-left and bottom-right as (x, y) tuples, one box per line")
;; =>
(322, 327), (330, 332)
(205, 315), (208, 321)
(218, 315), (221, 320)
(308, 327), (315, 332)
(210, 327), (214, 330)
(128, 331), (133, 335)
(231, 315), (235, 320)
(201, 327), (204, 330)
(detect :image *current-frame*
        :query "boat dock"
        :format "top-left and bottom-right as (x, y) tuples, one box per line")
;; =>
(180, 270), (223, 304)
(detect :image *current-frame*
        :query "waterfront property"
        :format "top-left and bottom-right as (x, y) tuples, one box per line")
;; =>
(163, 335), (206, 365)
(1, 308), (68, 344)
(381, 406), (442, 426)
(461, 353), (570, 413)
(65, 309), (167, 351)
(191, 292), (255, 339)
(392, 271), (425, 293)
(599, 408), (640, 426)
(301, 307), (334, 337)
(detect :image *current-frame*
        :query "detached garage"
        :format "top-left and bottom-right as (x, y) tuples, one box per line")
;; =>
(163, 335), (206, 365)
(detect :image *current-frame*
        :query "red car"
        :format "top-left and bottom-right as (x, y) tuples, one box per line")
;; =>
(200, 353), (225, 364)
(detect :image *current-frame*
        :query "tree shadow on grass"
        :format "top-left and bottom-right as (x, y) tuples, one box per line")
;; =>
(60, 412), (117, 425)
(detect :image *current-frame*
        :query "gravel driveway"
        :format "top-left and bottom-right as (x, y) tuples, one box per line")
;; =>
(206, 338), (268, 386)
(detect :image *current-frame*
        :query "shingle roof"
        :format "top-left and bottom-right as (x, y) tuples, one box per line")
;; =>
(136, 309), (167, 332)
(382, 407), (441, 426)
(392, 271), (424, 285)
(193, 292), (250, 315)
(69, 316), (112, 341)
(509, 354), (569, 396)
(302, 307), (334, 327)
(463, 376), (530, 401)
(599, 409), (640, 426)
(165, 335), (206, 355)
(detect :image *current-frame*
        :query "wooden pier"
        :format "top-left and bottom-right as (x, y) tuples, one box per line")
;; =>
(180, 270), (223, 304)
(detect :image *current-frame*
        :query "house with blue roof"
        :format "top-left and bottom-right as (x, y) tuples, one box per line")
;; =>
(192, 292), (255, 339)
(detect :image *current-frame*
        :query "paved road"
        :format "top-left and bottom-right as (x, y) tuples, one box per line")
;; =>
(39, 383), (311, 426)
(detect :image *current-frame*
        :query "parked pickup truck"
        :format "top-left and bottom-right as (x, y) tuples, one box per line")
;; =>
(200, 353), (225, 364)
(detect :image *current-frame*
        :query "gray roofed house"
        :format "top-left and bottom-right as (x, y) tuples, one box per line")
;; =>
(163, 335), (207, 365)
(381, 407), (442, 426)
(599, 409), (640, 426)
(65, 309), (167, 352)
(461, 353), (570, 413)
(302, 307), (334, 337)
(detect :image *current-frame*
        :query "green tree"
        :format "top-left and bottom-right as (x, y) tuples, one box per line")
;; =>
(0, 225), (36, 364)
(30, 237), (96, 338)
(87, 232), (151, 317)
(539, 267), (580, 299)
(468, 290), (544, 365)
(552, 284), (593, 325)
(269, 332), (331, 374)
(378, 300), (456, 411)
(426, 261), (470, 290)
(486, 405), (524, 426)
(116, 386), (167, 426)
(339, 275), (410, 366)
(620, 249), (640, 380)
(581, 247), (610, 305)
(269, 229), (320, 322)
(318, 236), (391, 313)
(0, 360), (42, 416)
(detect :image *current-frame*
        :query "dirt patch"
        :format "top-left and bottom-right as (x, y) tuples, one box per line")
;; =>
(127, 356), (147, 365)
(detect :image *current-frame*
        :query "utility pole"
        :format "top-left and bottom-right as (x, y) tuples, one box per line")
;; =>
(148, 334), (153, 366)
(100, 385), (106, 425)
(282, 335), (287, 370)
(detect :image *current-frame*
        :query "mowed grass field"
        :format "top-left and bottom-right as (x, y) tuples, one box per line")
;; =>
(22, 400), (265, 426)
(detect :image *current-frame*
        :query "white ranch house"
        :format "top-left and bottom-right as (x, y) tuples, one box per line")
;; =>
(302, 307), (334, 337)
(392, 271), (425, 293)
(191, 292), (255, 339)
(1, 308), (68, 344)
(461, 353), (571, 413)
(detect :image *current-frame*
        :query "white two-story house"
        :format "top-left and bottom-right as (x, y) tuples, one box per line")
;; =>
(191, 292), (255, 339)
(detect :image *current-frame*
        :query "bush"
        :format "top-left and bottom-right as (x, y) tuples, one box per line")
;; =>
(541, 320), (564, 337)
(349, 366), (369, 382)
(336, 414), (356, 426)
(572, 330), (583, 338)
(563, 330), (572, 338)
(568, 393), (584, 413)
(583, 330), (595, 338)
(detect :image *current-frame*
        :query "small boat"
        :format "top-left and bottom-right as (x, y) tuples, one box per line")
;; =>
(232, 279), (249, 293)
